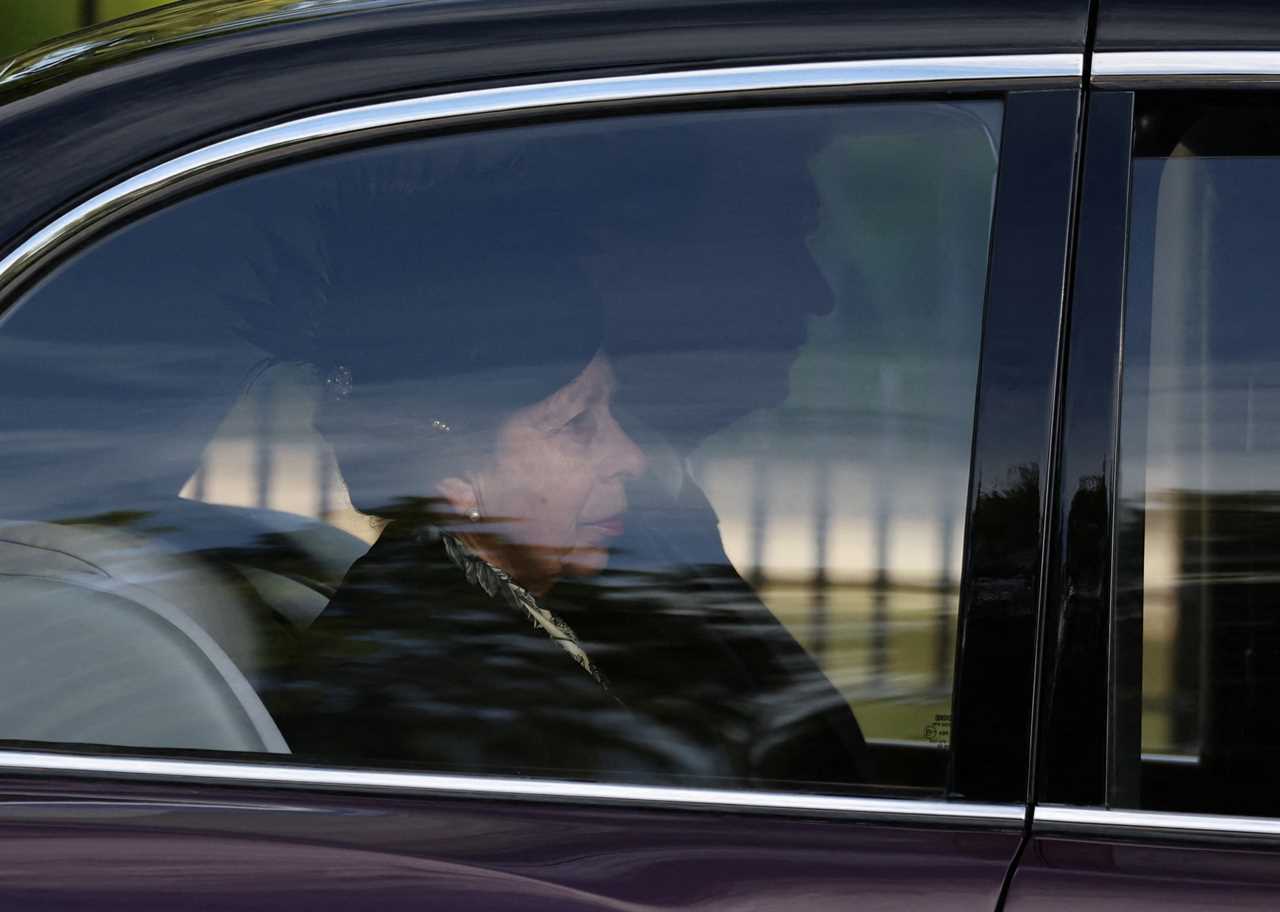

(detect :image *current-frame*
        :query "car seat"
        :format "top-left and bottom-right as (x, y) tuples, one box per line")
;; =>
(0, 520), (288, 753)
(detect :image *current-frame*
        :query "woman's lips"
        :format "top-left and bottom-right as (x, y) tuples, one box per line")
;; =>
(583, 515), (625, 536)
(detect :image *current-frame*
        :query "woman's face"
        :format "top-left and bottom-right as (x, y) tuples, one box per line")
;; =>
(441, 352), (647, 592)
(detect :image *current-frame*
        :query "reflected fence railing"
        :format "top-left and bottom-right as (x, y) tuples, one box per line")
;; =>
(181, 397), (1213, 752)
(183, 420), (964, 744)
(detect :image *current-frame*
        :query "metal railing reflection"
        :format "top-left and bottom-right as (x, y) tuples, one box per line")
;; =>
(1132, 488), (1280, 761)
(181, 373), (964, 746)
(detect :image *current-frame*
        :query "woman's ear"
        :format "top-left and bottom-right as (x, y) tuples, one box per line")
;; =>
(436, 476), (479, 517)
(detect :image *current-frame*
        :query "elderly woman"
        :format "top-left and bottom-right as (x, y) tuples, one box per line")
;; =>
(251, 133), (871, 788)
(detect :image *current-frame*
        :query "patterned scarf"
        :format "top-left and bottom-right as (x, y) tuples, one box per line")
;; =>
(439, 532), (613, 696)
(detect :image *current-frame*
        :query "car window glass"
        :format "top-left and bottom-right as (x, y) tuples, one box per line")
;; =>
(1116, 96), (1280, 816)
(0, 100), (1000, 795)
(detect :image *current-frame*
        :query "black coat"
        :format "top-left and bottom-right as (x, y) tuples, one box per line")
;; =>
(265, 486), (872, 790)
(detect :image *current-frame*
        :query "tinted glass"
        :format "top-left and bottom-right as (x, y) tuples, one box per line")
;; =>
(0, 100), (1000, 794)
(1117, 97), (1280, 815)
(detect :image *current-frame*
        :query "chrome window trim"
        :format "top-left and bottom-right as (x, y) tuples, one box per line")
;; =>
(0, 750), (1025, 823)
(0, 52), (1078, 293)
(1037, 805), (1280, 838)
(1093, 50), (1280, 86)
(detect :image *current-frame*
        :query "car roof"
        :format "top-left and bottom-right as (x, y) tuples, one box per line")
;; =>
(0, 0), (1089, 262)
(0, 0), (1089, 99)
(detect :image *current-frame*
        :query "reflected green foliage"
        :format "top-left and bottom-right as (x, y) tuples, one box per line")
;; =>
(0, 1), (80, 61)
(0, 1), (419, 93)
(0, 0), (164, 61)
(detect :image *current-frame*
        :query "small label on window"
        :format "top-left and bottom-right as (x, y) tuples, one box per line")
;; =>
(924, 714), (951, 746)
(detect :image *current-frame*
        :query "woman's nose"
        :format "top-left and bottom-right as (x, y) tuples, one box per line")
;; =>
(600, 413), (648, 480)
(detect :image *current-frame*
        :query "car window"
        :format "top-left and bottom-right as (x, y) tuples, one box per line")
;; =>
(0, 100), (1001, 795)
(1115, 95), (1280, 816)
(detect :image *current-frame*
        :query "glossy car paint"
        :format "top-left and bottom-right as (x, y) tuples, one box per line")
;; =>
(1032, 89), (1134, 811)
(1097, 0), (1280, 52)
(1006, 832), (1280, 910)
(0, 0), (1090, 258)
(0, 0), (1094, 907)
(948, 88), (1082, 806)
(0, 775), (1021, 910)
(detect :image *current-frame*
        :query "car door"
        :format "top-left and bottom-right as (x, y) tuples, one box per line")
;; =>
(1006, 2), (1280, 907)
(0, 3), (1087, 909)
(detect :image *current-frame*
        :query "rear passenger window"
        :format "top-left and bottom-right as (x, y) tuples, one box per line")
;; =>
(0, 101), (1001, 795)
(1116, 96), (1280, 816)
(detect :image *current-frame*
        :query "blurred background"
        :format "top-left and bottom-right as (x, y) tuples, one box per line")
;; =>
(0, 1), (173, 60)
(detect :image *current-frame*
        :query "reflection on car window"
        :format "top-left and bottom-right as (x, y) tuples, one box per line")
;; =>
(1117, 97), (1280, 816)
(0, 100), (1000, 795)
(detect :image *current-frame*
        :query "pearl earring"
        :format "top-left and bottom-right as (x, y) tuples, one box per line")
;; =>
(467, 508), (481, 522)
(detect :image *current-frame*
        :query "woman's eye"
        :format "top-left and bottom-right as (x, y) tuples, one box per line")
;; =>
(564, 411), (596, 439)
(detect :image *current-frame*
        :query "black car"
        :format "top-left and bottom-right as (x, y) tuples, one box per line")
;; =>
(1, 1), (1280, 908)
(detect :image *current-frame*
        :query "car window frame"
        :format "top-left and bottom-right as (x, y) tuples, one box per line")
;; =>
(1034, 49), (1280, 843)
(0, 54), (1081, 826)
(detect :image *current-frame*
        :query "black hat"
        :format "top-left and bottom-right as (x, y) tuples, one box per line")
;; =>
(225, 139), (604, 433)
